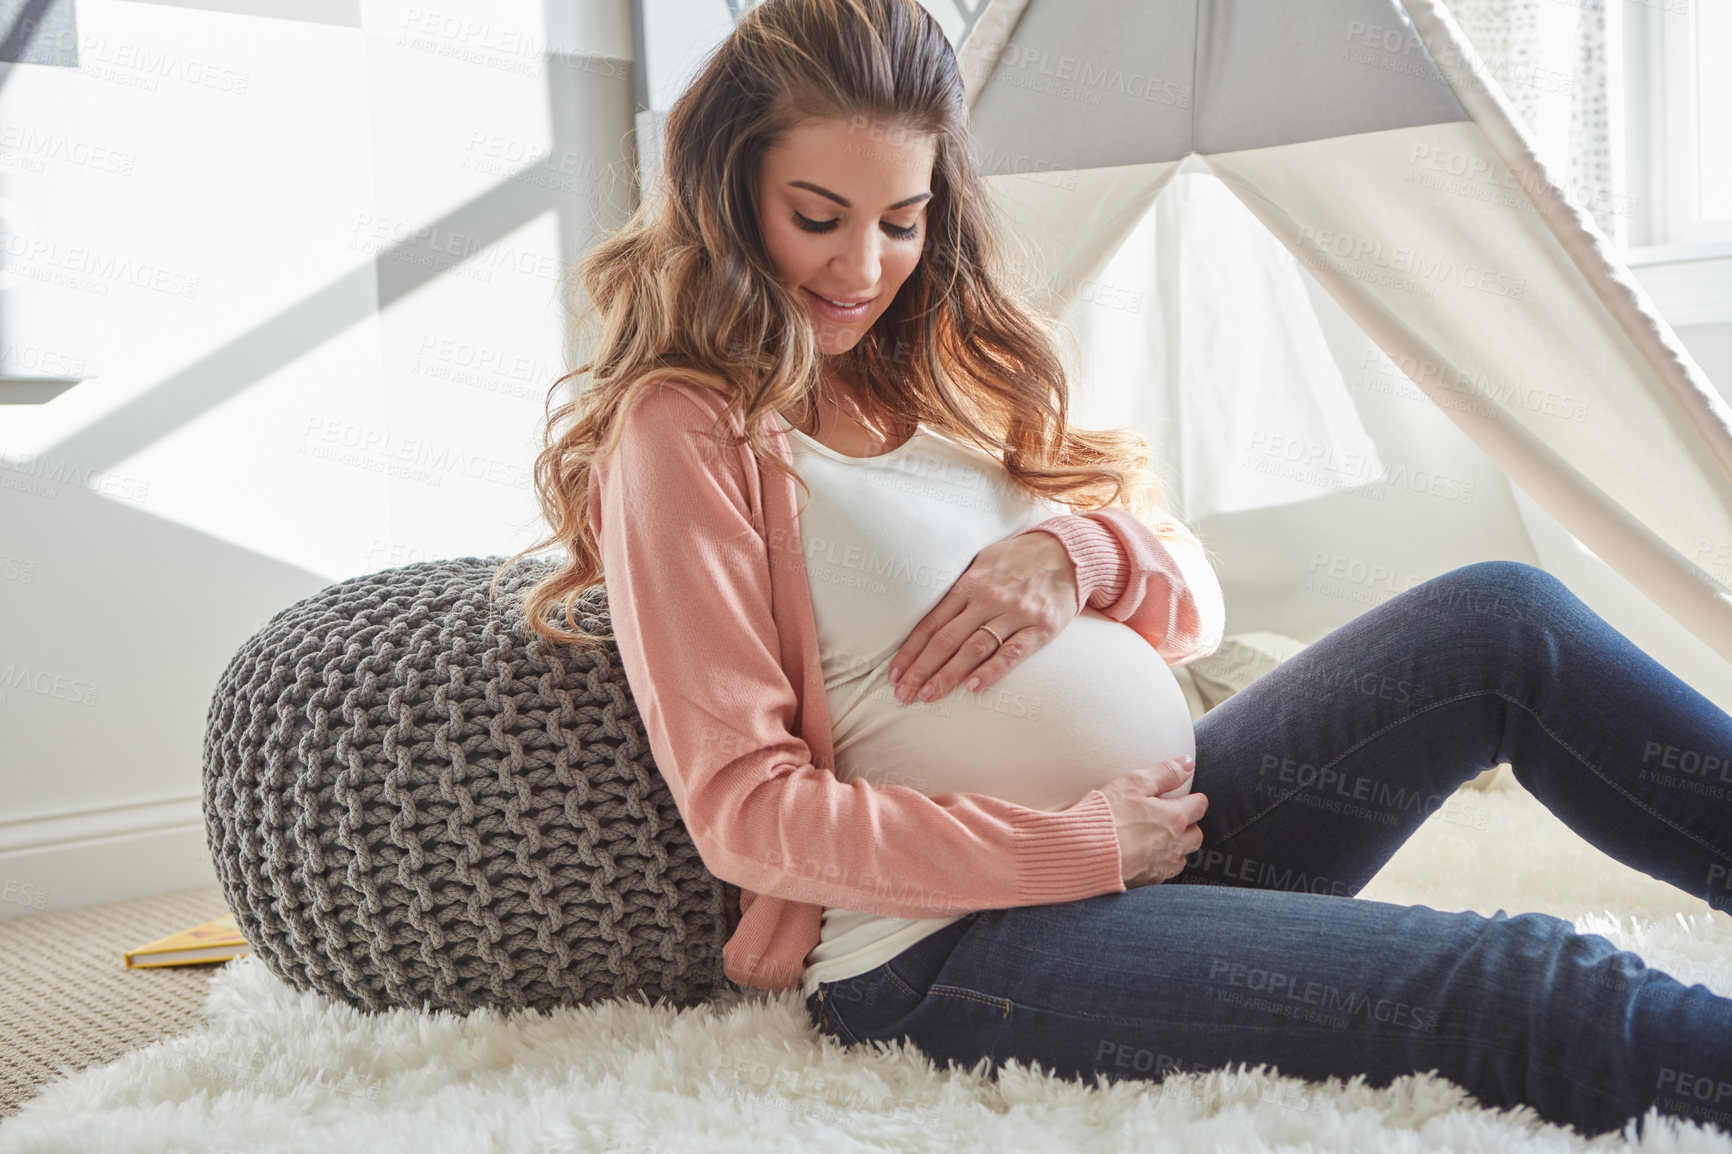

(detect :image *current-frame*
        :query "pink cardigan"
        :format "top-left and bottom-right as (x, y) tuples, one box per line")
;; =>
(588, 379), (1226, 992)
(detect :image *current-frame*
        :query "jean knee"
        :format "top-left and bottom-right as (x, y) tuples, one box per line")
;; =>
(1447, 559), (1559, 596)
(1428, 560), (1573, 630)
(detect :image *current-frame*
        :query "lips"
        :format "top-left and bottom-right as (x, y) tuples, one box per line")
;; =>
(803, 286), (874, 321)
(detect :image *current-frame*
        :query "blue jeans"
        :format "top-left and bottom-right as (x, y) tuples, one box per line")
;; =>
(805, 562), (1732, 1139)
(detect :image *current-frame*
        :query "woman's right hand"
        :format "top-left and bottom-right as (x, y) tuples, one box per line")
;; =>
(1098, 758), (1208, 888)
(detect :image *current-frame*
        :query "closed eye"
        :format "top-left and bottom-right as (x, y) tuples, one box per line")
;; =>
(792, 210), (920, 241)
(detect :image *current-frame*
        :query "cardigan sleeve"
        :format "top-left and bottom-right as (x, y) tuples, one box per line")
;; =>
(588, 381), (1128, 920)
(1013, 508), (1226, 668)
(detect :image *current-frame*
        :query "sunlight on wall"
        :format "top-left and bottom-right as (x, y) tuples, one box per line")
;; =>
(0, 0), (635, 906)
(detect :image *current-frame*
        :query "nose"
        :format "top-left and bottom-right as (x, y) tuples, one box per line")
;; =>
(830, 223), (882, 294)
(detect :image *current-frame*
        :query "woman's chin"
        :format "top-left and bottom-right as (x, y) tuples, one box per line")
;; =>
(812, 325), (865, 355)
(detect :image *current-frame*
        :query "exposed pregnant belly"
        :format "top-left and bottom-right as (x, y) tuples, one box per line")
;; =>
(827, 609), (1195, 813)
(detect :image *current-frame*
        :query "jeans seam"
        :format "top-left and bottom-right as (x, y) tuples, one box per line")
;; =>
(1208, 688), (1495, 846)
(1207, 687), (1732, 871)
(1492, 693), (1732, 866)
(928, 983), (1013, 1017)
(820, 988), (863, 1046)
(882, 963), (923, 1002)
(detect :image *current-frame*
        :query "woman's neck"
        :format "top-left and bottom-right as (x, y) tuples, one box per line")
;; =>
(783, 362), (917, 456)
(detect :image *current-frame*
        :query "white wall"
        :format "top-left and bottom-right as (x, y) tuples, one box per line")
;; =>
(0, 0), (635, 918)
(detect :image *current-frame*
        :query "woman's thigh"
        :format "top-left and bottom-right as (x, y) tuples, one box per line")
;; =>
(1174, 560), (1732, 911)
(812, 884), (1732, 1138)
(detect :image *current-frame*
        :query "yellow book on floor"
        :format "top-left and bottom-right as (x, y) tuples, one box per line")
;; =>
(123, 912), (252, 969)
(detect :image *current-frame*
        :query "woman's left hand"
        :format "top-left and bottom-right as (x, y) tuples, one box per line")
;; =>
(888, 531), (1079, 704)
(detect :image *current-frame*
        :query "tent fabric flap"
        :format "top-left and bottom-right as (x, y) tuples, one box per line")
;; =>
(955, 0), (1732, 666)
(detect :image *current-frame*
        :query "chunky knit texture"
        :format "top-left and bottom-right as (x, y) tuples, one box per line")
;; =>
(201, 556), (741, 1017)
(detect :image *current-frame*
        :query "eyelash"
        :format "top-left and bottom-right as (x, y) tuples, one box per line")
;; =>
(791, 210), (920, 241)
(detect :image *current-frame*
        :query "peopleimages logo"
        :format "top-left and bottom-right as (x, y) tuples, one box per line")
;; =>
(299, 418), (532, 491)
(0, 195), (200, 299)
(1294, 225), (1526, 300)
(0, 448), (152, 505)
(0, 663), (101, 708)
(995, 43), (1192, 108)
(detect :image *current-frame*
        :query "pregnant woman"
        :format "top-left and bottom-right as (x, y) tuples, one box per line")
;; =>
(506, 0), (1732, 1139)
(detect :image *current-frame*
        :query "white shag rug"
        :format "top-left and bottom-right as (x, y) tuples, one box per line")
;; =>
(4, 769), (1732, 1154)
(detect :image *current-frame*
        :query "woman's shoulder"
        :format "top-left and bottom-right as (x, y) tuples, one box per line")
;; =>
(603, 373), (772, 497)
(609, 374), (761, 461)
(618, 372), (736, 428)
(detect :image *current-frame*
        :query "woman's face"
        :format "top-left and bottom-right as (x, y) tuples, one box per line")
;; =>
(757, 115), (936, 356)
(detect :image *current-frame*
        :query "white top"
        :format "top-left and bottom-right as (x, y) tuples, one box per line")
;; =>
(779, 412), (1196, 999)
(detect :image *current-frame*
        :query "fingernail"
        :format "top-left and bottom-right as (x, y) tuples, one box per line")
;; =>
(964, 676), (980, 692)
(894, 682), (909, 703)
(918, 682), (937, 701)
(888, 665), (902, 683)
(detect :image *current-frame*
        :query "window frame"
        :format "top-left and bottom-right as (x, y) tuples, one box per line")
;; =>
(1620, 0), (1732, 326)
(1638, 0), (1732, 248)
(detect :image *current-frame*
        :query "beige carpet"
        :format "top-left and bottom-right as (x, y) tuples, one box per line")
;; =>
(0, 884), (233, 1119)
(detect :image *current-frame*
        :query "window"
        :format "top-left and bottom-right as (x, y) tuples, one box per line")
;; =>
(1693, 1), (1730, 227)
(1643, 0), (1732, 247)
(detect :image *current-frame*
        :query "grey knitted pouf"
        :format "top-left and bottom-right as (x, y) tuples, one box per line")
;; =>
(201, 556), (744, 1017)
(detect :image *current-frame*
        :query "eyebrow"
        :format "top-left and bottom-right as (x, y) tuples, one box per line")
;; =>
(787, 180), (932, 211)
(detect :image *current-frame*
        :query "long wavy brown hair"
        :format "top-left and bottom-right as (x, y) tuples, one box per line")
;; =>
(492, 0), (1169, 650)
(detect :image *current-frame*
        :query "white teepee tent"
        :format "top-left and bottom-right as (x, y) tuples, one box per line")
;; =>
(955, 0), (1732, 708)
